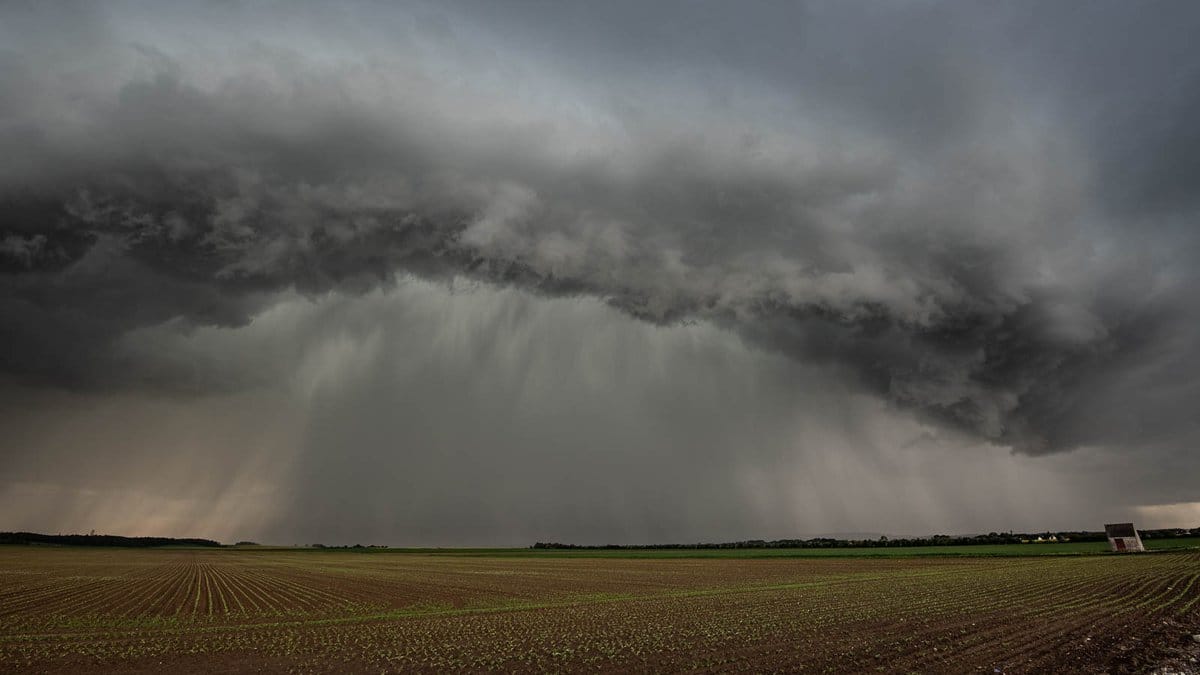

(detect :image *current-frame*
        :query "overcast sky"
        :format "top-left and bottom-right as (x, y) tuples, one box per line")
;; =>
(2, 1), (1198, 545)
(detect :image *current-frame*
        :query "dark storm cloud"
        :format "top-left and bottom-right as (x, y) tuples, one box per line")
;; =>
(2, 0), (1199, 455)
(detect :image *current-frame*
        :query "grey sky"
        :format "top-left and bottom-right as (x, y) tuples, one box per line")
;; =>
(1, 1), (1198, 544)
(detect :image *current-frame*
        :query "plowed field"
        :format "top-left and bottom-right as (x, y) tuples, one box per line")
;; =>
(1, 548), (1197, 673)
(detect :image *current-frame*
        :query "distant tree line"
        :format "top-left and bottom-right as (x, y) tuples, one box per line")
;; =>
(532, 527), (1200, 550)
(310, 544), (388, 549)
(0, 531), (222, 548)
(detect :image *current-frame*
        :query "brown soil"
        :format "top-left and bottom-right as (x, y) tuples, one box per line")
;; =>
(1, 548), (1196, 673)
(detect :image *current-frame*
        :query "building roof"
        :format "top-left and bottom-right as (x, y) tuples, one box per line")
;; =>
(1104, 523), (1137, 538)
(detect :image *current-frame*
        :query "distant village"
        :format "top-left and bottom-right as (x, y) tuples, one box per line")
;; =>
(534, 526), (1200, 551)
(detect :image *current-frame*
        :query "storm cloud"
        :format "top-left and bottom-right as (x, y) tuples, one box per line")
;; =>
(1, 2), (1198, 542)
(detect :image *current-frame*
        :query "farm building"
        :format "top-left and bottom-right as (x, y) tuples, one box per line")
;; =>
(1104, 523), (1145, 553)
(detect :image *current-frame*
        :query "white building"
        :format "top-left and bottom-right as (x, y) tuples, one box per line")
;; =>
(1104, 522), (1145, 553)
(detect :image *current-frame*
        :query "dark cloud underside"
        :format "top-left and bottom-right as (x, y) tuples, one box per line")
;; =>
(1, 1), (1199, 541)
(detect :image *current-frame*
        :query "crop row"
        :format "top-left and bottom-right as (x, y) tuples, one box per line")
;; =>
(0, 549), (1195, 672)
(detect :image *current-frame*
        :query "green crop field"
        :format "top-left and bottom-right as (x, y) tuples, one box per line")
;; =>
(1, 545), (1198, 672)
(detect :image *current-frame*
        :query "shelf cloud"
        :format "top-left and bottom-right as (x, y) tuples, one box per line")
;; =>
(2, 2), (1198, 542)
